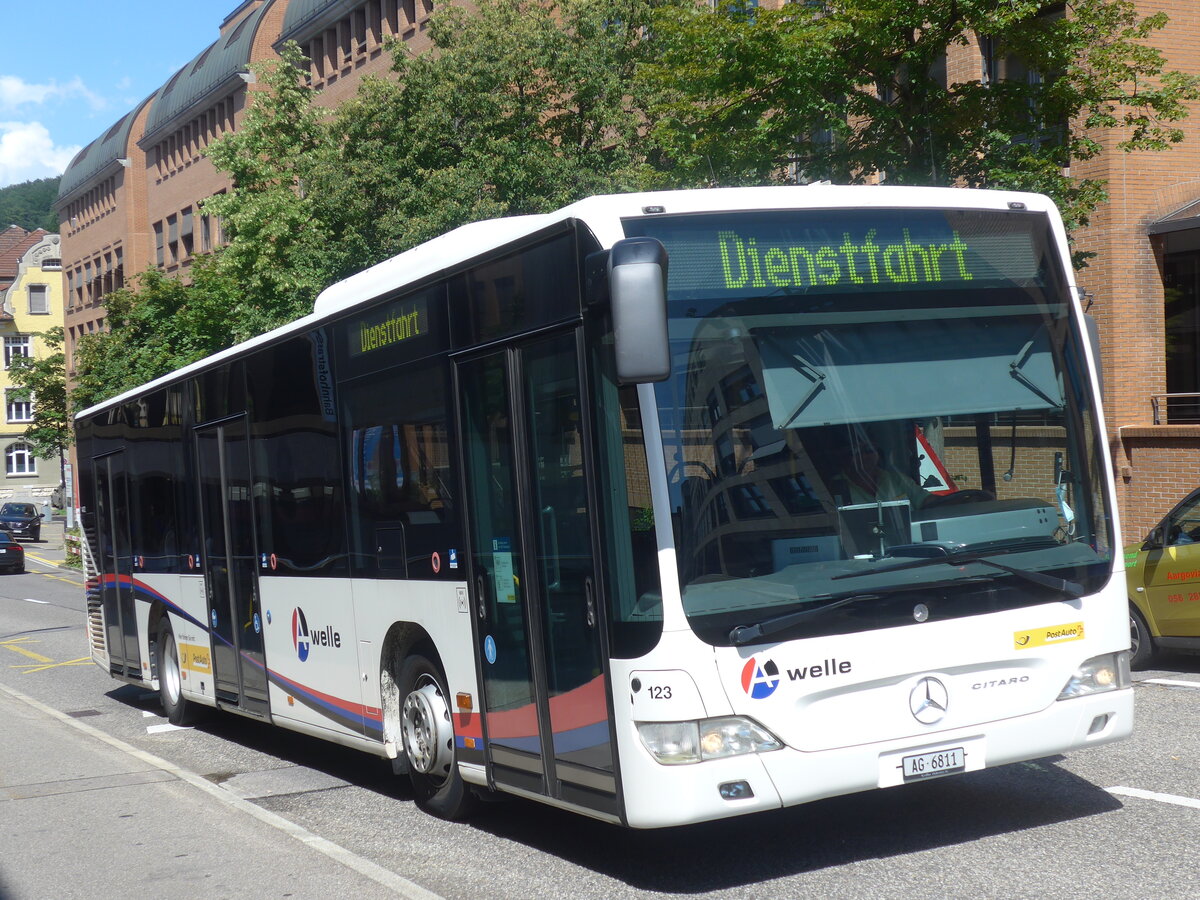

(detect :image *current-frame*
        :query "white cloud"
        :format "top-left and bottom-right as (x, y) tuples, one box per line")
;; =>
(0, 121), (81, 188)
(0, 75), (105, 112)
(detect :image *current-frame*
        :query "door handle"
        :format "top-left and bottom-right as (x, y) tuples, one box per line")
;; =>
(476, 573), (488, 621)
(584, 576), (596, 629)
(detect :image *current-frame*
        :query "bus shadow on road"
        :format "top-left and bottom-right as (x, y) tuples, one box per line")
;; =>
(104, 683), (1125, 894)
(464, 759), (1123, 893)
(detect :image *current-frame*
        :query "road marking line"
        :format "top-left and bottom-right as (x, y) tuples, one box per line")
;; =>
(0, 639), (51, 663)
(1142, 678), (1200, 689)
(1107, 786), (1200, 810)
(146, 723), (190, 734)
(0, 681), (445, 900)
(12, 657), (92, 674)
(22, 598), (49, 604)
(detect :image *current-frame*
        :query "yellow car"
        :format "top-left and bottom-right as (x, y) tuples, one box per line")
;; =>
(1125, 487), (1200, 668)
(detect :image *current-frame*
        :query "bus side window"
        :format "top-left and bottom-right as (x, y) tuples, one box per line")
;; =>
(343, 362), (459, 578)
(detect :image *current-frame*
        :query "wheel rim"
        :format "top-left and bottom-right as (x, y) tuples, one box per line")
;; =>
(162, 632), (182, 704)
(402, 675), (452, 778)
(1129, 614), (1142, 657)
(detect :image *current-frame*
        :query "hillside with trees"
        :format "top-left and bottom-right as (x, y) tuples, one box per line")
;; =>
(0, 177), (60, 232)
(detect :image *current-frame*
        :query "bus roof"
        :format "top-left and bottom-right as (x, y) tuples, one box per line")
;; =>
(75, 184), (1062, 420)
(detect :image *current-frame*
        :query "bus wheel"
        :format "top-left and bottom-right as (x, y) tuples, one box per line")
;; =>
(1129, 604), (1156, 670)
(158, 619), (201, 726)
(400, 653), (475, 819)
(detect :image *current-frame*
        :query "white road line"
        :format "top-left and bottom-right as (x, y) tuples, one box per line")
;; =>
(146, 723), (190, 734)
(1142, 678), (1200, 689)
(0, 681), (444, 900)
(22, 598), (49, 604)
(1107, 786), (1200, 811)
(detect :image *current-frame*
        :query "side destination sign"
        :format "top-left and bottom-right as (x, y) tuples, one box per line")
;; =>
(353, 296), (429, 356)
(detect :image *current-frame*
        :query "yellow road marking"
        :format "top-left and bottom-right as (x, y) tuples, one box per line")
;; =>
(12, 657), (91, 674)
(0, 639), (52, 663)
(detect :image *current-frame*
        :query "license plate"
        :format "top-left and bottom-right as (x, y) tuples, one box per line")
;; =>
(902, 747), (965, 781)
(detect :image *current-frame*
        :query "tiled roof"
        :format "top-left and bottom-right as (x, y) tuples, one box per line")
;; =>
(0, 226), (46, 282)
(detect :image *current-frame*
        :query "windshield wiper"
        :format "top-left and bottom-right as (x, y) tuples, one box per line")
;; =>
(727, 574), (989, 646)
(831, 546), (1085, 598)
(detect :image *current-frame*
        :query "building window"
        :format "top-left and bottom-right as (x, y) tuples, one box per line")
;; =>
(5, 443), (35, 476)
(4, 336), (31, 369)
(28, 284), (49, 315)
(154, 222), (164, 267)
(6, 391), (32, 424)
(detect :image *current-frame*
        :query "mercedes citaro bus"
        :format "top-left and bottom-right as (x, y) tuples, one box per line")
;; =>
(77, 185), (1130, 828)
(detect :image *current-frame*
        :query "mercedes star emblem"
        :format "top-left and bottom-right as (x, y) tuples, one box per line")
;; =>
(909, 676), (949, 725)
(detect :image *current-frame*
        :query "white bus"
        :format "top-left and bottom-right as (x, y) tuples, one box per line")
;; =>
(77, 185), (1131, 828)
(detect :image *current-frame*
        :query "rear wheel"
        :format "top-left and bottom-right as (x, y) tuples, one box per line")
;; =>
(1129, 603), (1156, 670)
(400, 652), (475, 819)
(158, 619), (201, 726)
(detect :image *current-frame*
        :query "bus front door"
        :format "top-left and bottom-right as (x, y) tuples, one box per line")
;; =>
(195, 417), (269, 718)
(458, 329), (618, 817)
(93, 451), (140, 678)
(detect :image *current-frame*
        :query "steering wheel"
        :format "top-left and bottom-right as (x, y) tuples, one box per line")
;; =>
(926, 489), (994, 508)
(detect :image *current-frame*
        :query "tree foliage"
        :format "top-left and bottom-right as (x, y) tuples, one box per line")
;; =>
(71, 261), (238, 410)
(0, 177), (60, 232)
(8, 326), (70, 463)
(202, 42), (336, 336)
(642, 0), (1200, 236)
(71, 0), (1200, 407)
(309, 0), (664, 278)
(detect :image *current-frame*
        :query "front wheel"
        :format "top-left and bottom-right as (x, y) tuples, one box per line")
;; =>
(158, 619), (201, 726)
(400, 653), (475, 819)
(1129, 603), (1156, 670)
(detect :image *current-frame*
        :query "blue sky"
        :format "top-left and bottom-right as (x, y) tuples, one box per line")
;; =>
(1, 1), (238, 188)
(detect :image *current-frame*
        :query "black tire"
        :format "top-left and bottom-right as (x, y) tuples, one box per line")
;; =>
(158, 619), (201, 726)
(1129, 603), (1156, 670)
(399, 652), (476, 819)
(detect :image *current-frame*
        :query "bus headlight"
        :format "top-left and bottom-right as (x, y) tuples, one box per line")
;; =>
(1057, 651), (1131, 700)
(637, 717), (783, 765)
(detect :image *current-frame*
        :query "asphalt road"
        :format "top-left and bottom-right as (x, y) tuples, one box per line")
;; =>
(1, 551), (1198, 899)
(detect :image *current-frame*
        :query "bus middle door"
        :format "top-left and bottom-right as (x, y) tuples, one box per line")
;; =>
(195, 416), (269, 718)
(457, 328), (618, 817)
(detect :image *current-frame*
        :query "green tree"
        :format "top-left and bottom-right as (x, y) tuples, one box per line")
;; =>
(71, 260), (239, 409)
(310, 0), (664, 275)
(203, 42), (335, 336)
(8, 326), (70, 484)
(642, 0), (1200, 240)
(0, 177), (60, 232)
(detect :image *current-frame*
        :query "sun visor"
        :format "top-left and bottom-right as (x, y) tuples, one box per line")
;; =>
(757, 317), (1062, 429)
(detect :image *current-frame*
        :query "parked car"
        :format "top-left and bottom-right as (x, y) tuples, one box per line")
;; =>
(1125, 487), (1200, 667)
(0, 502), (43, 541)
(0, 532), (25, 573)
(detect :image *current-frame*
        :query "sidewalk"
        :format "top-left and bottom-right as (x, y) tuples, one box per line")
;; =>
(0, 683), (436, 899)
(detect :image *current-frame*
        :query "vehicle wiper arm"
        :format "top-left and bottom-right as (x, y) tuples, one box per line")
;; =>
(831, 547), (1084, 598)
(728, 575), (989, 646)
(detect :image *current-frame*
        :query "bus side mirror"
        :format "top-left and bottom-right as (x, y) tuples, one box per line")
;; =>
(609, 237), (670, 384)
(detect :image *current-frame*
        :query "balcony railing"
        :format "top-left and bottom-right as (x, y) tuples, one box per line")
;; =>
(1151, 393), (1200, 425)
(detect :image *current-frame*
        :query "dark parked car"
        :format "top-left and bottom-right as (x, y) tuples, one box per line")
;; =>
(0, 502), (43, 541)
(0, 532), (25, 573)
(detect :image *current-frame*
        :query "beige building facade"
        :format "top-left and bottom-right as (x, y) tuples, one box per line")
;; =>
(0, 230), (66, 501)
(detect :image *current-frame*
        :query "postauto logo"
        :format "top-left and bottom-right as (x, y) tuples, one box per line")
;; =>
(741, 656), (780, 699)
(291, 607), (342, 663)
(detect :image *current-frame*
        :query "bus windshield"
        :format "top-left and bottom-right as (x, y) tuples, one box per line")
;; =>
(625, 207), (1113, 646)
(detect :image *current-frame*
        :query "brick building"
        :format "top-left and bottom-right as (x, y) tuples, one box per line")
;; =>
(52, 0), (1200, 540)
